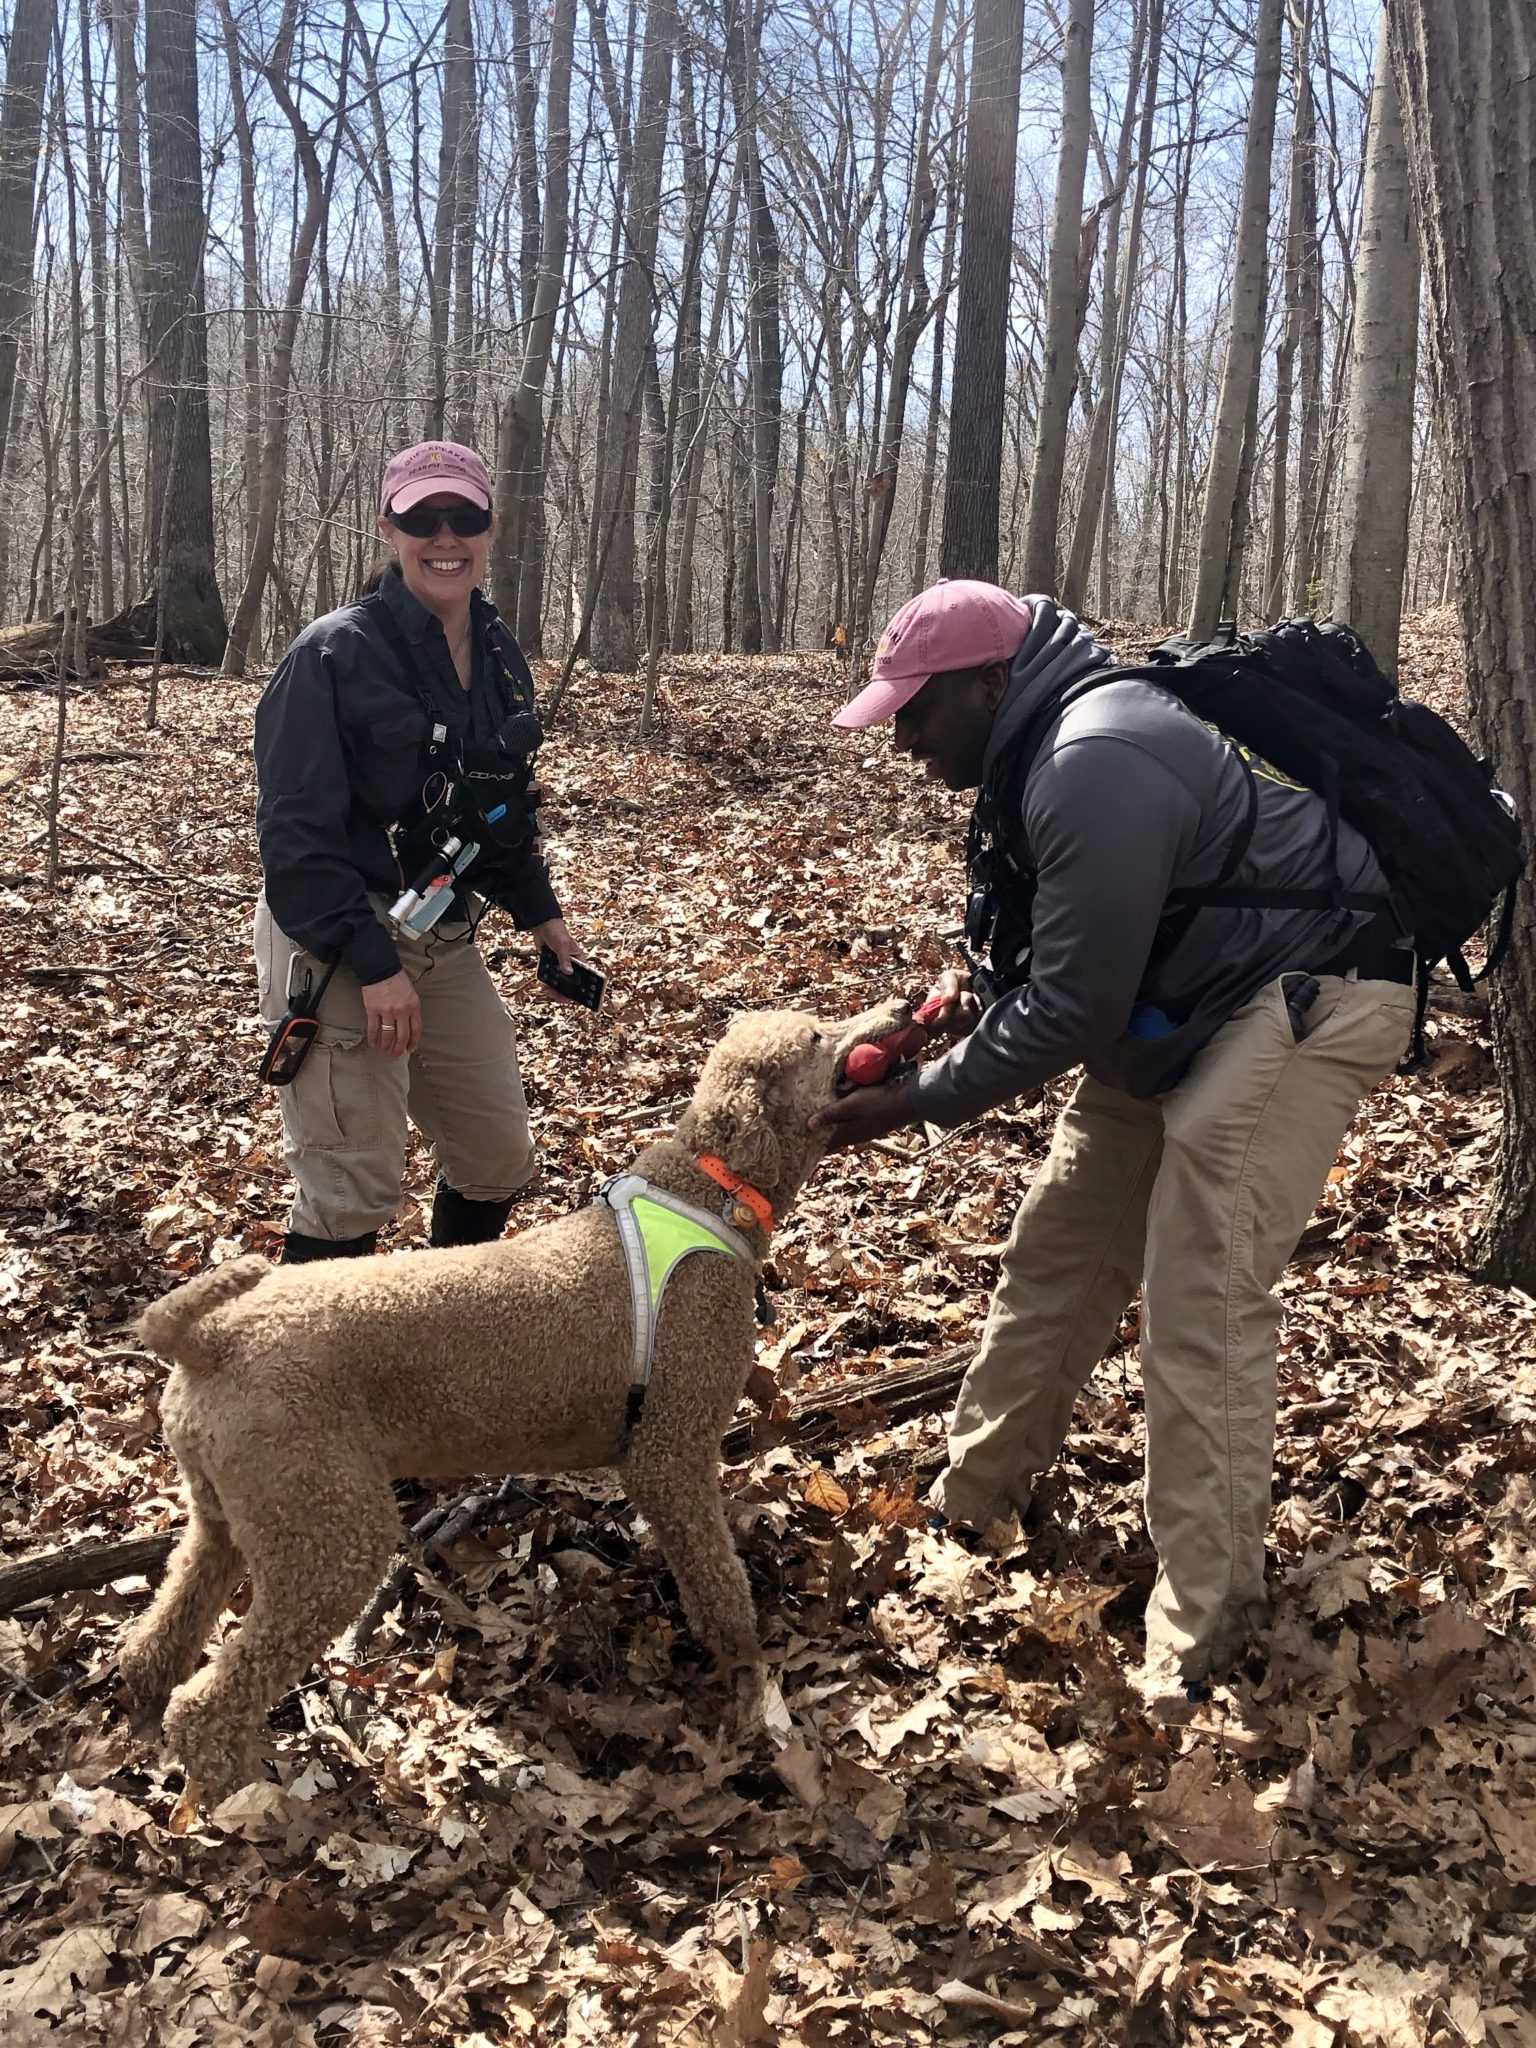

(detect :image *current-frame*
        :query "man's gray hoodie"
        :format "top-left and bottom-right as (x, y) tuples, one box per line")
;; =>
(910, 598), (1398, 1127)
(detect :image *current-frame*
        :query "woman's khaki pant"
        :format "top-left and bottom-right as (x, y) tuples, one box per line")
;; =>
(255, 897), (535, 1242)
(929, 971), (1417, 1686)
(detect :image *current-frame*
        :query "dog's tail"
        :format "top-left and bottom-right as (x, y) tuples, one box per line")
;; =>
(138, 1256), (271, 1373)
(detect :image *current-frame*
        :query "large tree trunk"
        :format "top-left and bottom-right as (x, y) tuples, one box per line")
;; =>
(1388, 0), (1536, 1291)
(1329, 5), (1419, 673)
(939, 0), (1025, 583)
(1020, 0), (1096, 596)
(142, 0), (226, 662)
(588, 0), (675, 673)
(1187, 0), (1284, 639)
(0, 0), (53, 493)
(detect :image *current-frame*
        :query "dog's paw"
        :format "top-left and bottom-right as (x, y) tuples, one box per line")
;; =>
(163, 1687), (262, 1801)
(117, 1645), (176, 1724)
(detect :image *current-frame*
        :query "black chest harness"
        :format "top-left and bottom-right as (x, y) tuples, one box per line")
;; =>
(373, 606), (546, 921)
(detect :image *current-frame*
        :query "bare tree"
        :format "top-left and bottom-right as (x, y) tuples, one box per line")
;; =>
(1262, 0), (1310, 619)
(856, 0), (947, 636)
(1020, 0), (1095, 596)
(0, 0), (52, 491)
(220, 0), (350, 676)
(142, 0), (226, 660)
(216, 0), (263, 589)
(1061, 0), (1158, 615)
(1329, 4), (1418, 671)
(910, 118), (961, 593)
(939, 0), (1025, 583)
(76, 0), (113, 617)
(1388, 0), (1536, 1289)
(724, 0), (784, 651)
(1187, 0), (1285, 639)
(588, 0), (676, 673)
(1286, 0), (1324, 611)
(491, 0), (576, 649)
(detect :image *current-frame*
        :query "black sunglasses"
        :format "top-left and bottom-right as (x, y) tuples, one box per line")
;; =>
(387, 501), (493, 539)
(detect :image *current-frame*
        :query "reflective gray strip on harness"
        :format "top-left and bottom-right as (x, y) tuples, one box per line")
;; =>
(596, 1175), (758, 1430)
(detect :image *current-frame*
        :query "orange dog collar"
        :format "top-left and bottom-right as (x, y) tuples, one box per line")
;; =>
(695, 1153), (775, 1237)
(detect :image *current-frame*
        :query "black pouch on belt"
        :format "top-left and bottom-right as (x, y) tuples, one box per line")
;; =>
(259, 959), (339, 1087)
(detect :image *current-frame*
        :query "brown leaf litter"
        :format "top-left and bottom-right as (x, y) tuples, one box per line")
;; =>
(1, 610), (1534, 2044)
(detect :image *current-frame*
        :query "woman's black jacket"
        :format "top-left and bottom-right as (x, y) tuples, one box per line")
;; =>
(253, 568), (561, 985)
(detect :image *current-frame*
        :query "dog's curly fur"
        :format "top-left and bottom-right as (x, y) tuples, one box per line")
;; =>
(121, 1002), (907, 1792)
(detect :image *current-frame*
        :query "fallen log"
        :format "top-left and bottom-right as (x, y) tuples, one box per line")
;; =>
(0, 1532), (174, 1614)
(720, 1344), (974, 1464)
(0, 597), (161, 683)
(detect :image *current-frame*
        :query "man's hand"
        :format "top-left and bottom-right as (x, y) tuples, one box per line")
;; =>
(530, 917), (583, 983)
(923, 967), (981, 1038)
(361, 968), (422, 1057)
(808, 1077), (917, 1151)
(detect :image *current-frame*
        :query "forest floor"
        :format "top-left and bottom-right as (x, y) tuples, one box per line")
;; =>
(2, 610), (1535, 2047)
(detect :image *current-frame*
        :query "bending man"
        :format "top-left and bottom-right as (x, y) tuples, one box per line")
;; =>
(815, 581), (1416, 1699)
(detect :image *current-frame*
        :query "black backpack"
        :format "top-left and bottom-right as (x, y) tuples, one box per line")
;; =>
(970, 616), (1523, 1060)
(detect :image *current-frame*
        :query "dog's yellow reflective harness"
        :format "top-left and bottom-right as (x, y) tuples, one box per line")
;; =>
(596, 1174), (758, 1432)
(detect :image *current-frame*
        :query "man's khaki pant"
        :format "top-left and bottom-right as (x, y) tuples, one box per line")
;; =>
(929, 971), (1417, 1684)
(255, 897), (535, 1241)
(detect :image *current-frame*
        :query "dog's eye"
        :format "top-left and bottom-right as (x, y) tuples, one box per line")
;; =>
(810, 1029), (824, 1045)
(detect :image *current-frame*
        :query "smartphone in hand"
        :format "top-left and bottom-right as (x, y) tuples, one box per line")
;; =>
(537, 944), (605, 1011)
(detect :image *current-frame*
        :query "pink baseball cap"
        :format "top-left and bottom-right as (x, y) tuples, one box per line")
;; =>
(380, 440), (493, 516)
(831, 580), (1034, 729)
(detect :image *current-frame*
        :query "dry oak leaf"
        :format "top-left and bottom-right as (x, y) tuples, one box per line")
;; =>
(239, 1878), (355, 1959)
(903, 1852), (959, 1926)
(851, 1691), (949, 1759)
(819, 1800), (885, 1871)
(0, 1926), (115, 2021)
(802, 1468), (850, 1516)
(1312, 1957), (1445, 2048)
(766, 1853), (806, 1894)
(128, 1892), (210, 1954)
(707, 1935), (776, 2048)
(1481, 1795), (1536, 1886)
(1137, 1745), (1276, 1872)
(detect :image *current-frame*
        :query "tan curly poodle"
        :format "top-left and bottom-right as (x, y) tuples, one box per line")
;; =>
(121, 1001), (908, 1792)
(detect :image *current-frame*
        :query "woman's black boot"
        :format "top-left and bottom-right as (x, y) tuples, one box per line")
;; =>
(281, 1229), (378, 1263)
(429, 1180), (519, 1247)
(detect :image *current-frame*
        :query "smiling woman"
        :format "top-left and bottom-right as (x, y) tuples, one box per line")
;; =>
(250, 439), (591, 1263)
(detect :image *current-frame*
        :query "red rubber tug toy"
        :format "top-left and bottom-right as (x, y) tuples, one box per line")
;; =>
(842, 994), (948, 1087)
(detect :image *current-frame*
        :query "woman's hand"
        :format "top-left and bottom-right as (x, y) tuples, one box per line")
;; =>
(361, 969), (422, 1057)
(923, 967), (982, 1038)
(530, 917), (584, 980)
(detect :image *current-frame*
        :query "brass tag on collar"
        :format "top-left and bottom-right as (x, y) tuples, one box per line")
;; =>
(732, 1202), (758, 1232)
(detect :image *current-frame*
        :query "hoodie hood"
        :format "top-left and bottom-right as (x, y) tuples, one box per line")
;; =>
(981, 596), (1114, 786)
